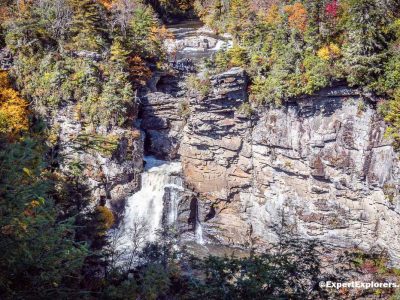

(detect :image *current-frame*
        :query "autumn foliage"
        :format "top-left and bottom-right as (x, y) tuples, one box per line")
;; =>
(326, 0), (339, 18)
(317, 43), (341, 61)
(0, 71), (29, 139)
(265, 4), (282, 26)
(128, 55), (153, 87)
(98, 0), (113, 10)
(284, 2), (308, 33)
(95, 206), (115, 232)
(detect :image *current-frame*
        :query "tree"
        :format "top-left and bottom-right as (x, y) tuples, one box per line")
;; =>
(110, 0), (140, 37)
(342, 0), (395, 87)
(146, 0), (195, 19)
(127, 55), (153, 87)
(31, 0), (73, 50)
(0, 71), (29, 139)
(228, 0), (253, 42)
(91, 62), (134, 126)
(68, 0), (106, 51)
(110, 38), (130, 64)
(325, 0), (338, 18)
(380, 90), (400, 150)
(0, 139), (88, 299)
(284, 2), (308, 33)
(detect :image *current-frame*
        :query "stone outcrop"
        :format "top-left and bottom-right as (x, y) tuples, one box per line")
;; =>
(0, 48), (12, 70)
(139, 21), (233, 159)
(180, 67), (251, 201)
(52, 104), (144, 208)
(179, 68), (400, 263)
(139, 71), (187, 160)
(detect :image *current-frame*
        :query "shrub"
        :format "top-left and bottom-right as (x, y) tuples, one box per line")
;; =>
(178, 100), (191, 119)
(381, 90), (400, 150)
(186, 73), (211, 98)
(214, 49), (230, 71)
(317, 43), (341, 61)
(237, 102), (254, 117)
(227, 45), (248, 68)
(96, 206), (115, 232)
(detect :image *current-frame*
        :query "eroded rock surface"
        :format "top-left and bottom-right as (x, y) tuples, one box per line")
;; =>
(180, 68), (400, 263)
(139, 20), (232, 159)
(140, 73), (186, 160)
(52, 104), (144, 208)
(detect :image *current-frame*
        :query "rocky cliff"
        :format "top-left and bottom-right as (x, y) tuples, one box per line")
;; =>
(52, 103), (144, 209)
(177, 67), (400, 263)
(139, 71), (187, 160)
(105, 21), (400, 263)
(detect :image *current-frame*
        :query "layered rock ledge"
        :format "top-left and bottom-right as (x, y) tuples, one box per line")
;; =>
(179, 68), (400, 263)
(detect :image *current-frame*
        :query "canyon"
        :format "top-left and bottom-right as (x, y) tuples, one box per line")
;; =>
(48, 20), (400, 264)
(133, 20), (400, 264)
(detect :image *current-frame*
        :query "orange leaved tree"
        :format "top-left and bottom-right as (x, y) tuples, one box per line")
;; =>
(0, 71), (29, 140)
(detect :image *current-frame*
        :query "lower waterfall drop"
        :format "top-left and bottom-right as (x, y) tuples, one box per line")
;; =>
(195, 204), (205, 245)
(119, 156), (182, 250)
(195, 221), (204, 245)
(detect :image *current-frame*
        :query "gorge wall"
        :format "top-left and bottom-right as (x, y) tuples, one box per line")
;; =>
(142, 66), (400, 263)
(39, 27), (400, 264)
(52, 103), (144, 209)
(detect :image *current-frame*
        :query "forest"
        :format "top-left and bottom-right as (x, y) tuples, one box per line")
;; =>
(1, 0), (400, 299)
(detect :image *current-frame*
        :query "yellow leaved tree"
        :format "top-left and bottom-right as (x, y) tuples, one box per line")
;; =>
(0, 71), (29, 139)
(317, 43), (341, 61)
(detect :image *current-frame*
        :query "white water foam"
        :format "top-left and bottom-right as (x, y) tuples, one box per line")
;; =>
(118, 157), (182, 249)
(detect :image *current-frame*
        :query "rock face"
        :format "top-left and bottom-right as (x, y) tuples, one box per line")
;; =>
(139, 20), (232, 159)
(180, 68), (400, 263)
(181, 67), (251, 201)
(51, 104), (144, 208)
(0, 48), (12, 70)
(140, 71), (187, 160)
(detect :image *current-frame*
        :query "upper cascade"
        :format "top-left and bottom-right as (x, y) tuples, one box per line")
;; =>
(164, 20), (232, 71)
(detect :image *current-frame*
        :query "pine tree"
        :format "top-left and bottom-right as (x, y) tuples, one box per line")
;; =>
(0, 139), (88, 299)
(343, 0), (394, 87)
(69, 0), (106, 51)
(110, 38), (130, 65)
(228, 0), (253, 42)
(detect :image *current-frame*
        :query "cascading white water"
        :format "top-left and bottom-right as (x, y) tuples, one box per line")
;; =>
(166, 176), (184, 226)
(118, 156), (182, 249)
(195, 217), (204, 245)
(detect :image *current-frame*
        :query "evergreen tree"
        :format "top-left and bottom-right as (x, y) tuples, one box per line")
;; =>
(69, 0), (106, 51)
(0, 139), (88, 299)
(228, 0), (253, 42)
(110, 38), (130, 65)
(343, 0), (394, 87)
(96, 64), (134, 126)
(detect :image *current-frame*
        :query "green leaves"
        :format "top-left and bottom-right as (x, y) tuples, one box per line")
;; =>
(185, 237), (329, 299)
(0, 139), (88, 299)
(197, 0), (400, 106)
(69, 0), (106, 51)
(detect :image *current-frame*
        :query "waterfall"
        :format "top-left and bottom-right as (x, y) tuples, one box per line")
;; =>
(166, 175), (184, 226)
(195, 221), (204, 245)
(118, 156), (182, 251)
(195, 203), (205, 245)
